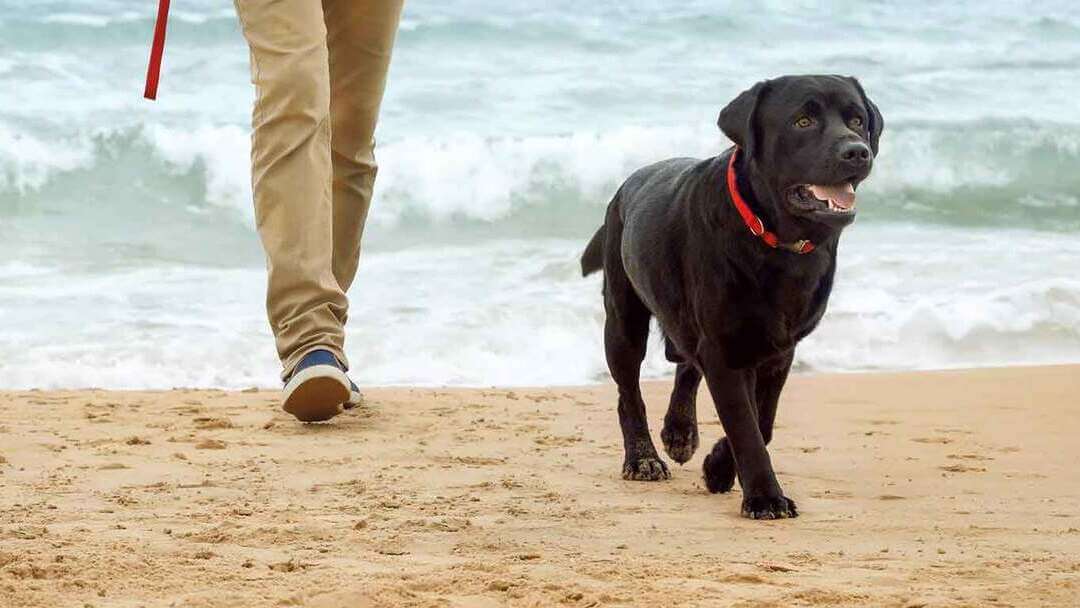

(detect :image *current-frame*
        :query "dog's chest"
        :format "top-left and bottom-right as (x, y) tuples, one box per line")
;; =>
(717, 269), (830, 366)
(770, 283), (827, 341)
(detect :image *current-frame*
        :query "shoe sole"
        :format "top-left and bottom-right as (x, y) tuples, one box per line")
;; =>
(282, 365), (350, 422)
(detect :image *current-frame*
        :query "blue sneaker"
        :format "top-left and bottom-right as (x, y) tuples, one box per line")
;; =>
(282, 349), (350, 422)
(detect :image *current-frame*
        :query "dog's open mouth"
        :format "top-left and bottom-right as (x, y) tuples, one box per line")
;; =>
(789, 183), (857, 215)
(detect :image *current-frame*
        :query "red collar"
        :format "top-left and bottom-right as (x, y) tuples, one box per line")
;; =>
(726, 148), (814, 254)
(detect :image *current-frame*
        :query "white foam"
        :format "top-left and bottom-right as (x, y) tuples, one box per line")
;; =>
(0, 261), (56, 280)
(143, 123), (254, 220)
(800, 225), (1080, 372)
(374, 126), (715, 225)
(868, 122), (1080, 195)
(0, 123), (96, 193)
(41, 13), (117, 27)
(35, 9), (230, 27)
(23, 123), (715, 227)
(3, 227), (1080, 389)
(7, 118), (1079, 231)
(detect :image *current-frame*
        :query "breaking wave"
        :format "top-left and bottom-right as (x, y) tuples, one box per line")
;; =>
(3, 119), (1080, 237)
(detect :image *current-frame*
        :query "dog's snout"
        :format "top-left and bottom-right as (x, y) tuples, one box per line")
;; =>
(838, 141), (872, 167)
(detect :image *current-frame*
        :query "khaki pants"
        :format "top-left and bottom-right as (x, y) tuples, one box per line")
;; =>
(234, 0), (404, 378)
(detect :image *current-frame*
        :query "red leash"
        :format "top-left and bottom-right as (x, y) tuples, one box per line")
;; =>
(726, 148), (814, 254)
(144, 0), (171, 100)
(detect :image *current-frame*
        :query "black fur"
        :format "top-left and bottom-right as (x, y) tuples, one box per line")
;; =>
(582, 75), (883, 519)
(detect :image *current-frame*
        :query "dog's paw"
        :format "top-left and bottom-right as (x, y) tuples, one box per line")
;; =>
(702, 438), (736, 493)
(741, 495), (798, 520)
(660, 420), (699, 465)
(622, 456), (671, 481)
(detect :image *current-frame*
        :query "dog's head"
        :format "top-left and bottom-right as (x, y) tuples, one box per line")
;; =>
(719, 75), (883, 229)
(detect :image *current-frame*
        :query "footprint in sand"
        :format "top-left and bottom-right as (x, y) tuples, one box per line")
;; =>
(912, 437), (953, 445)
(940, 464), (986, 473)
(947, 453), (992, 461)
(810, 489), (853, 499)
(193, 417), (234, 430)
(934, 427), (974, 435)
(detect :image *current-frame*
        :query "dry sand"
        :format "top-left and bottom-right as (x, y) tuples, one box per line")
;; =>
(1, 365), (1078, 607)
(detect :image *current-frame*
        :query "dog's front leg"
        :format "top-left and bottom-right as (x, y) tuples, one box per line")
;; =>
(700, 355), (797, 519)
(753, 352), (794, 446)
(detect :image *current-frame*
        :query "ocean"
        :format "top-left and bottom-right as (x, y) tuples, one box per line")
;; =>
(2, 0), (1079, 389)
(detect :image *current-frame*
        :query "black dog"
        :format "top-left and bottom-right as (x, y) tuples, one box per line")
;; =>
(580, 75), (882, 519)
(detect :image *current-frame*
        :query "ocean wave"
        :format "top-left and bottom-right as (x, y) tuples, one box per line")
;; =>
(799, 225), (1080, 372)
(805, 277), (1080, 373)
(14, 1), (1075, 56)
(0, 123), (95, 193)
(40, 12), (132, 27)
(2, 230), (1079, 389)
(2, 120), (1080, 234)
(39, 11), (233, 27)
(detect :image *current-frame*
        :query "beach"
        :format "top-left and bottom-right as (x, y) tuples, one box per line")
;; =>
(2, 365), (1078, 607)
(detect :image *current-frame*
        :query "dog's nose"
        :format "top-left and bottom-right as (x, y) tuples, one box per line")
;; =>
(838, 141), (872, 167)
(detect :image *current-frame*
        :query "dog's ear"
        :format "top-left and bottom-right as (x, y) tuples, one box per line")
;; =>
(847, 76), (884, 155)
(718, 80), (771, 159)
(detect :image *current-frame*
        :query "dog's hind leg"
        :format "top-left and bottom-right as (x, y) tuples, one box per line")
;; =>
(605, 295), (667, 480)
(603, 242), (668, 481)
(661, 358), (701, 465)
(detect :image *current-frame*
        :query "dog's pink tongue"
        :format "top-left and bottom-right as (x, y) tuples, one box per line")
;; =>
(809, 183), (856, 209)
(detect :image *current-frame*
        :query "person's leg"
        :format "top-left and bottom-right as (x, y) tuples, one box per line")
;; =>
(322, 0), (405, 294)
(234, 0), (350, 419)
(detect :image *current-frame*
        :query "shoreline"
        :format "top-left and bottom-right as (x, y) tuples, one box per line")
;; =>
(9, 362), (1080, 393)
(2, 365), (1079, 606)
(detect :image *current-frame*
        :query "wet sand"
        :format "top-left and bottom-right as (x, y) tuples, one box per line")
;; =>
(1, 365), (1078, 607)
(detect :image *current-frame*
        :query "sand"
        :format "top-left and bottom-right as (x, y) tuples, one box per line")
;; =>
(1, 365), (1078, 607)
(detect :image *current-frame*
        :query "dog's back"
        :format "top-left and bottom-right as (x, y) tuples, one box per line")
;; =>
(580, 157), (701, 278)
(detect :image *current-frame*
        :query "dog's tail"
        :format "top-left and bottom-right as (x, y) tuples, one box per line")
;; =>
(580, 224), (606, 277)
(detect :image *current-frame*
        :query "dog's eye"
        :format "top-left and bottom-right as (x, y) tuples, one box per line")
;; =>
(794, 116), (813, 129)
(849, 116), (864, 129)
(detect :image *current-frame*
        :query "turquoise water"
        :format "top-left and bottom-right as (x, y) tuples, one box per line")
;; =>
(1, 1), (1079, 387)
